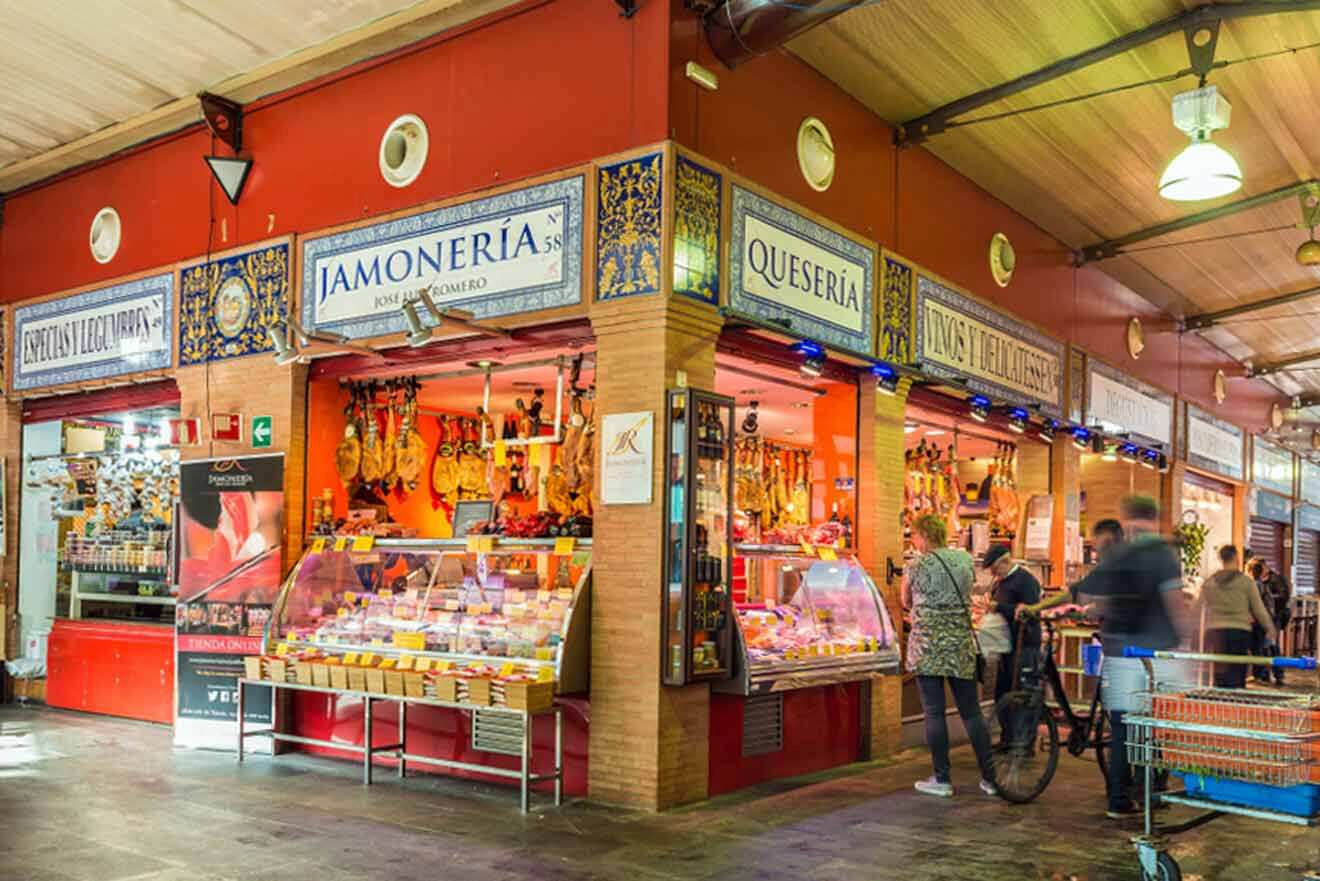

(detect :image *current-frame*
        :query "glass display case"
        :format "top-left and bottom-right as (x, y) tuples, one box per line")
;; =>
(663, 388), (736, 686)
(264, 538), (591, 692)
(715, 545), (899, 695)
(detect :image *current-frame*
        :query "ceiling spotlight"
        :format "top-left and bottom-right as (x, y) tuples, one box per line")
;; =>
(1007, 407), (1028, 434)
(793, 339), (826, 378)
(402, 298), (431, 347)
(1159, 85), (1242, 202)
(1101, 444), (1118, 462)
(904, 423), (918, 434)
(872, 362), (899, 396)
(268, 321), (302, 366)
(1141, 449), (1160, 470)
(741, 400), (759, 435)
(1119, 442), (1139, 464)
(1071, 426), (1091, 450)
(968, 395), (991, 423)
(1038, 419), (1056, 445)
(1297, 229), (1320, 267)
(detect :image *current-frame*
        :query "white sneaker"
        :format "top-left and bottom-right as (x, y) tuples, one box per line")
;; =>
(914, 776), (954, 798)
(979, 778), (997, 797)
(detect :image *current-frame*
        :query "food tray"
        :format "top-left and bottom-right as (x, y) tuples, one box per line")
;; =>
(1176, 772), (1320, 817)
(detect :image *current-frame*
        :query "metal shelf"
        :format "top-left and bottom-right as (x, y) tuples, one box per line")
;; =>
(75, 592), (176, 606)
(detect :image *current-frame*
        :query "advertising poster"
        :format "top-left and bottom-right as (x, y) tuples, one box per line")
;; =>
(174, 454), (284, 751)
(601, 411), (654, 505)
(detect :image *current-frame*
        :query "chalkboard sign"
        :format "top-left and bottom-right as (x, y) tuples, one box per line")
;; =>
(452, 500), (493, 537)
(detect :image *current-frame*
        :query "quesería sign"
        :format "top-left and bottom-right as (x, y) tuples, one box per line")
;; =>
(729, 186), (874, 353)
(915, 275), (1063, 413)
(13, 273), (173, 391)
(301, 176), (584, 339)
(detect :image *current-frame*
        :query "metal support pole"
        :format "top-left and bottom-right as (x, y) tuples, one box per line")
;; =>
(363, 697), (373, 786)
(554, 705), (563, 807)
(398, 700), (407, 779)
(236, 679), (245, 764)
(520, 711), (531, 814)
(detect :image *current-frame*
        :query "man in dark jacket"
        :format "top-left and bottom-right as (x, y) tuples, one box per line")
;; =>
(1259, 563), (1293, 685)
(984, 545), (1042, 704)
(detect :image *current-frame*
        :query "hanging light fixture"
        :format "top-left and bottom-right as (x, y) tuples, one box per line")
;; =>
(1071, 426), (1091, 451)
(402, 298), (431, 347)
(968, 395), (991, 423)
(1159, 85), (1242, 202)
(1119, 442), (1140, 464)
(792, 340), (826, 378)
(1140, 449), (1160, 470)
(1038, 420), (1056, 445)
(268, 321), (302, 366)
(1007, 407), (1028, 434)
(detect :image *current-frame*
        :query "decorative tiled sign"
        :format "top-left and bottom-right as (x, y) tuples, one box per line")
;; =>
(597, 153), (664, 300)
(878, 252), (914, 365)
(729, 185), (874, 354)
(1186, 405), (1244, 480)
(1086, 361), (1172, 445)
(13, 273), (174, 391)
(179, 242), (289, 365)
(1253, 437), (1294, 497)
(672, 156), (720, 305)
(301, 176), (584, 339)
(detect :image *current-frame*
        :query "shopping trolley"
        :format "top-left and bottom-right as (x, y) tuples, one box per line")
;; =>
(1122, 647), (1320, 881)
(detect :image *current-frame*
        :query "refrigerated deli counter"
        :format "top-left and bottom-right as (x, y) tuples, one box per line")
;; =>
(709, 544), (898, 793)
(265, 537), (591, 795)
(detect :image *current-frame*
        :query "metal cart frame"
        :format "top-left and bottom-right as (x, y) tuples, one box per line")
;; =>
(1122, 647), (1319, 881)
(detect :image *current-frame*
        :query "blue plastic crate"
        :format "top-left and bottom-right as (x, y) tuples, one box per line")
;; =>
(1176, 773), (1320, 817)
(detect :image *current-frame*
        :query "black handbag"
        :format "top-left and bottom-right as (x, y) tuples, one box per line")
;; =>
(932, 550), (986, 684)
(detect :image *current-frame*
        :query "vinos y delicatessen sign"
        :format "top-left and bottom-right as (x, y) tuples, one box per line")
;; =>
(13, 273), (174, 391)
(301, 176), (585, 339)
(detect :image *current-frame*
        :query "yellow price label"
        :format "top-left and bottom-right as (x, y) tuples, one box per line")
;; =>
(392, 631), (426, 651)
(414, 658), (433, 673)
(336, 608), (349, 618)
(370, 638), (384, 647)
(310, 537), (327, 553)
(498, 663), (517, 678)
(352, 535), (375, 552)
(535, 647), (556, 661)
(494, 440), (508, 467)
(361, 653), (378, 666)
(379, 588), (393, 599)
(554, 537), (575, 556)
(285, 630), (298, 641)
(799, 541), (814, 557)
(397, 655), (415, 671)
(275, 643), (289, 656)
(817, 546), (838, 562)
(323, 634), (339, 645)
(343, 652), (360, 665)
(466, 534), (495, 553)
(333, 537), (348, 552)
(536, 666), (556, 683)
(435, 660), (452, 672)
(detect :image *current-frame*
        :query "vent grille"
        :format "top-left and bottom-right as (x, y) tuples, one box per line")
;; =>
(742, 694), (784, 757)
(471, 710), (524, 757)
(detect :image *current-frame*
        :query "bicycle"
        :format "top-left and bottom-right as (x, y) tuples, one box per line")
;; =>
(990, 613), (1111, 803)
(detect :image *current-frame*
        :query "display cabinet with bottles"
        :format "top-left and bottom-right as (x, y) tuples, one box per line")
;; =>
(264, 538), (592, 692)
(662, 388), (736, 686)
(715, 545), (899, 695)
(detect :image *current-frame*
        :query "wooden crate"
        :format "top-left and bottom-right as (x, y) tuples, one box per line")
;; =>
(267, 659), (290, 683)
(294, 661), (315, 686)
(329, 665), (350, 691)
(311, 663), (331, 688)
(465, 678), (493, 706)
(383, 669), (405, 696)
(402, 671), (425, 698)
(365, 668), (386, 694)
(243, 657), (263, 681)
(346, 666), (368, 692)
(431, 675), (460, 702)
(502, 680), (555, 713)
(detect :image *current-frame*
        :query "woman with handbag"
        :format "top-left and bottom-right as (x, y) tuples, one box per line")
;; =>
(903, 513), (996, 798)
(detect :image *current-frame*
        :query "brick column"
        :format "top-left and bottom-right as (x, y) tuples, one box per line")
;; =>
(0, 399), (21, 660)
(855, 376), (909, 759)
(174, 360), (309, 567)
(1049, 436), (1081, 587)
(587, 296), (720, 810)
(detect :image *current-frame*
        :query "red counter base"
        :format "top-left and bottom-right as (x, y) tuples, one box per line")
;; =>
(46, 619), (175, 724)
(709, 684), (861, 796)
(290, 691), (589, 797)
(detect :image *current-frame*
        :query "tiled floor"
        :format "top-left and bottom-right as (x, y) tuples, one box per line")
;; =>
(1, 704), (1316, 880)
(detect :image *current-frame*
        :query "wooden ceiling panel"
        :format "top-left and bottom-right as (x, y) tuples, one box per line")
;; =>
(791, 1), (1320, 392)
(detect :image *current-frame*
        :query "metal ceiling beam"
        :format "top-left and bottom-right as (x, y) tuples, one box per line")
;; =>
(894, 1), (1320, 147)
(1079, 180), (1319, 263)
(1248, 347), (1320, 376)
(1184, 283), (1320, 330)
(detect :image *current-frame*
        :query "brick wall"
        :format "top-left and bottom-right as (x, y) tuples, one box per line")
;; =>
(854, 379), (908, 758)
(175, 359), (309, 569)
(0, 400), (21, 658)
(587, 295), (720, 810)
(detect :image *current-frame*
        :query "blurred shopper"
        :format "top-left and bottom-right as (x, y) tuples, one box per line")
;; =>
(1198, 545), (1275, 688)
(903, 513), (995, 798)
(1058, 495), (1191, 819)
(1020, 519), (1125, 619)
(984, 545), (1042, 707)
(1248, 559), (1273, 683)
(1257, 561), (1293, 685)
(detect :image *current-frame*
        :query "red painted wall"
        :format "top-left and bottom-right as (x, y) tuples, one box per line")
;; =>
(0, 0), (669, 302)
(667, 14), (1285, 433)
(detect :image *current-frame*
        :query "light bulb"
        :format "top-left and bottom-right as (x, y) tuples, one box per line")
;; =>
(1159, 135), (1242, 201)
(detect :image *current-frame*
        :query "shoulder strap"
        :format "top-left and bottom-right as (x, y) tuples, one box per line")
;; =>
(931, 551), (982, 655)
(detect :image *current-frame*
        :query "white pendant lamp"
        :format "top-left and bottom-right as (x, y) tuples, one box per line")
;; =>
(1159, 85), (1242, 202)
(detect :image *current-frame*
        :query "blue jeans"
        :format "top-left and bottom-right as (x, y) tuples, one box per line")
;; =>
(916, 675), (995, 784)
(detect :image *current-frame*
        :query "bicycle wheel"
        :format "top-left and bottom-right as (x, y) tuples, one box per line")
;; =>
(990, 690), (1060, 804)
(1093, 707), (1109, 779)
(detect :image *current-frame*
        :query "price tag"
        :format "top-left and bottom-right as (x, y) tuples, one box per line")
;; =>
(498, 662), (517, 678)
(323, 634), (339, 645)
(537, 589), (552, 602)
(494, 440), (508, 467)
(392, 631), (426, 651)
(535, 647), (556, 661)
(817, 546), (838, 562)
(361, 653), (378, 666)
(799, 541), (814, 557)
(352, 535), (375, 552)
(397, 655), (415, 671)
(285, 630), (298, 641)
(343, 652), (360, 665)
(310, 537), (327, 553)
(477, 536), (495, 553)
(414, 658), (433, 673)
(333, 537), (349, 552)
(336, 608), (349, 618)
(536, 666), (556, 682)
(275, 643), (289, 656)
(435, 660), (452, 673)
(370, 638), (384, 647)
(379, 588), (393, 599)
(344, 591), (357, 605)
(554, 537), (575, 556)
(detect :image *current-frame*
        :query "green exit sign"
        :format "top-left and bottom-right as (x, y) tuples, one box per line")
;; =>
(251, 415), (273, 448)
